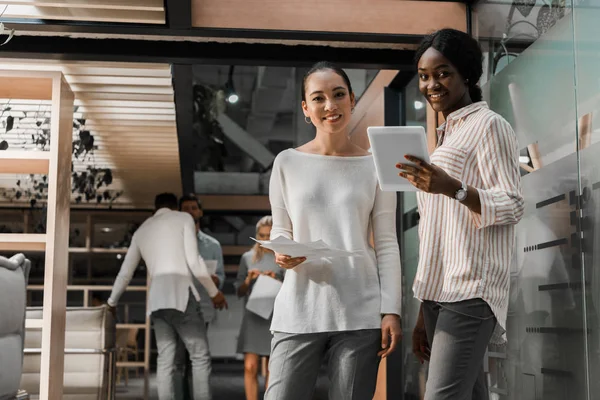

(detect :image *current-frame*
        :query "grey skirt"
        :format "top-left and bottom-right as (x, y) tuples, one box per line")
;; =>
(236, 309), (274, 356)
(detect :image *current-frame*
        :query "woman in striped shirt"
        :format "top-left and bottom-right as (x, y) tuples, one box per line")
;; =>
(396, 29), (524, 400)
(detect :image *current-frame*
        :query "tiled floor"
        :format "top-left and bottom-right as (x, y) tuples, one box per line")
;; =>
(115, 362), (329, 400)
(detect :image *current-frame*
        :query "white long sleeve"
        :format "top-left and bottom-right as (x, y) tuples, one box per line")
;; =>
(108, 208), (219, 315)
(268, 149), (402, 334)
(108, 236), (141, 307)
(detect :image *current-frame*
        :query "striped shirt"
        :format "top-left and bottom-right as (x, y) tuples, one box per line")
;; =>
(414, 101), (524, 342)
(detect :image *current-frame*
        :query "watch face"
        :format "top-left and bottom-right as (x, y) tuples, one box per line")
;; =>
(456, 189), (467, 201)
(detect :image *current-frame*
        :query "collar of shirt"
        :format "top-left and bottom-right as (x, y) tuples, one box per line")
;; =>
(197, 229), (211, 243)
(436, 101), (489, 147)
(154, 208), (171, 216)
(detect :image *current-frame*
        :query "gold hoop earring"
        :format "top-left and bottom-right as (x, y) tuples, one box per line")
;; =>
(305, 116), (312, 124)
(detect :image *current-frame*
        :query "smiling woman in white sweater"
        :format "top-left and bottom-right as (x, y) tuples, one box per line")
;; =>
(264, 62), (403, 400)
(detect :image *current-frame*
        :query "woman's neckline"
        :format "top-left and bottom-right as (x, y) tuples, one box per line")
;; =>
(289, 148), (372, 159)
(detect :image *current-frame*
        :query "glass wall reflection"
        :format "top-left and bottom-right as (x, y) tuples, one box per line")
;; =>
(403, 1), (600, 398)
(471, 0), (600, 398)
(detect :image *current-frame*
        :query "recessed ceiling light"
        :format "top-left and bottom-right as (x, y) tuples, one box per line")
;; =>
(101, 227), (112, 233)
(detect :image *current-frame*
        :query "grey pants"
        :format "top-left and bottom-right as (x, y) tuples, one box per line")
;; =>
(174, 322), (210, 400)
(423, 298), (496, 400)
(264, 329), (381, 400)
(152, 294), (211, 400)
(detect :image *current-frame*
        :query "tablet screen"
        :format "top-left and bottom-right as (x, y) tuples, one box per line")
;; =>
(367, 126), (430, 192)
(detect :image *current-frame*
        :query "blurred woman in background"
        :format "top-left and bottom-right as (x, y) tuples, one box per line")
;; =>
(235, 216), (283, 400)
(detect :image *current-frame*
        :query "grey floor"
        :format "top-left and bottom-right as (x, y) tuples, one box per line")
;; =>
(115, 362), (330, 400)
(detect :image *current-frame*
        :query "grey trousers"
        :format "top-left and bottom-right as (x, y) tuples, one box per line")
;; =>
(174, 322), (210, 400)
(152, 294), (212, 400)
(422, 298), (496, 400)
(264, 329), (381, 400)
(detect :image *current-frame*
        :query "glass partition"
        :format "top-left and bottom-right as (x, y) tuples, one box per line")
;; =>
(574, 0), (600, 397)
(473, 0), (599, 398)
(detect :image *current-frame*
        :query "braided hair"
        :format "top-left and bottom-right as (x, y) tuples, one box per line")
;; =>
(414, 29), (484, 102)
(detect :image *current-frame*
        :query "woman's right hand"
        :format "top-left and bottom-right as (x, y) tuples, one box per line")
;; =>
(412, 322), (430, 364)
(246, 269), (261, 283)
(275, 252), (306, 269)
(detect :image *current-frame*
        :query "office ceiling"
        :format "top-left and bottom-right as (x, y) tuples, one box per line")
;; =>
(0, 59), (180, 208)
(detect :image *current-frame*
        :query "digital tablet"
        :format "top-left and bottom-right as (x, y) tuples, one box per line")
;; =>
(367, 126), (430, 192)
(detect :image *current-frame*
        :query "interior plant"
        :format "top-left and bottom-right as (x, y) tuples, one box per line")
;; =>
(192, 83), (228, 172)
(0, 104), (122, 207)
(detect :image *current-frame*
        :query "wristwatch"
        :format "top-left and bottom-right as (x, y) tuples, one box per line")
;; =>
(454, 181), (468, 202)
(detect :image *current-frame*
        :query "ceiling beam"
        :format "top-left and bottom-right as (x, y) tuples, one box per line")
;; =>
(3, 18), (427, 46)
(0, 36), (416, 70)
(171, 64), (195, 194)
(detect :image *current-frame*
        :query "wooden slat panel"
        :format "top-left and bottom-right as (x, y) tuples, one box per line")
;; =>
(66, 76), (172, 86)
(2, 0), (164, 11)
(0, 151), (50, 174)
(3, 5), (165, 24)
(0, 233), (46, 251)
(69, 84), (173, 94)
(77, 106), (175, 115)
(0, 77), (53, 100)
(0, 61), (180, 208)
(74, 93), (174, 102)
(192, 0), (467, 35)
(74, 113), (176, 121)
(84, 119), (175, 127)
(74, 100), (174, 108)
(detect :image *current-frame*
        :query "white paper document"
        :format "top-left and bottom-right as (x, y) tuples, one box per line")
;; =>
(246, 275), (283, 319)
(203, 260), (218, 275)
(251, 236), (362, 261)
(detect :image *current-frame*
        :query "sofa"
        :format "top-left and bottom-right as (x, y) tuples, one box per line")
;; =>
(0, 254), (31, 400)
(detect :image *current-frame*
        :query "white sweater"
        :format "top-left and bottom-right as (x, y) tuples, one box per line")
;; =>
(269, 149), (402, 333)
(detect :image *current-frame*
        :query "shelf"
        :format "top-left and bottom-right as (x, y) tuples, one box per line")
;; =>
(69, 247), (129, 254)
(222, 245), (249, 256)
(224, 264), (238, 273)
(116, 323), (146, 329)
(116, 361), (145, 368)
(28, 284), (147, 292)
(0, 150), (50, 174)
(0, 233), (46, 251)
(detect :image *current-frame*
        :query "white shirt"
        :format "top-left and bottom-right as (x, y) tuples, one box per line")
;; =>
(269, 149), (402, 333)
(414, 102), (524, 343)
(108, 208), (219, 315)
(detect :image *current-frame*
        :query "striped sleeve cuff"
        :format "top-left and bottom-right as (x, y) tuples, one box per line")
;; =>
(471, 188), (498, 229)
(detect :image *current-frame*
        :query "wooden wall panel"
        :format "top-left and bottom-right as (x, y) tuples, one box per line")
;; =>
(192, 0), (466, 36)
(349, 70), (399, 149)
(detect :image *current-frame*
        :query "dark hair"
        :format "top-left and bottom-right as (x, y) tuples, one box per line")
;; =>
(414, 28), (484, 102)
(154, 193), (178, 210)
(301, 61), (353, 102)
(179, 193), (202, 211)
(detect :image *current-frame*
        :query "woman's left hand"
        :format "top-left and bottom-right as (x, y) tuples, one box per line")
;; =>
(263, 271), (278, 280)
(396, 155), (458, 196)
(378, 314), (403, 358)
